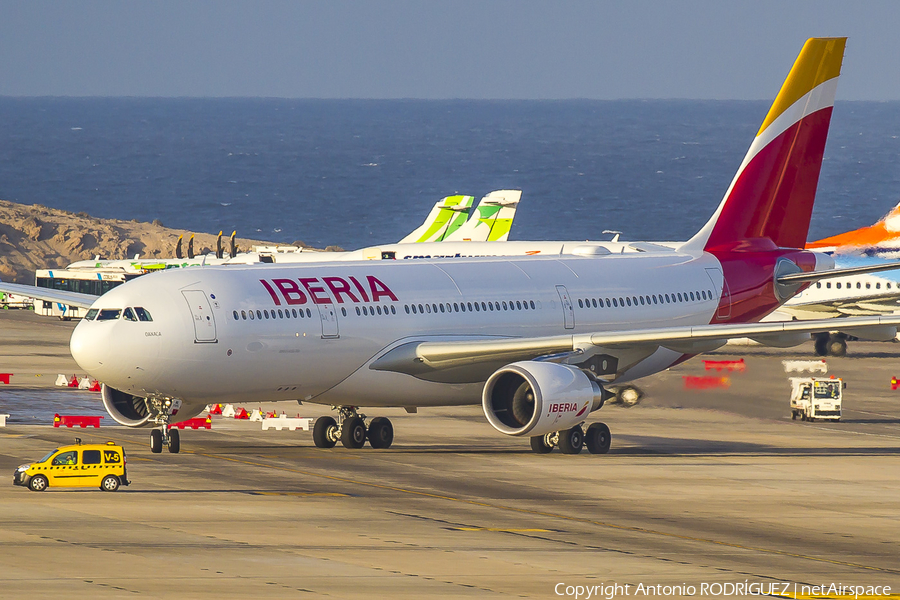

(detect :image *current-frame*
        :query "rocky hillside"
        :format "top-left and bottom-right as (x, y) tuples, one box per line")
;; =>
(0, 199), (278, 283)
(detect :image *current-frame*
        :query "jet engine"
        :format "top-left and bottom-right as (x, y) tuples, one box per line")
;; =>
(101, 385), (204, 427)
(482, 361), (607, 437)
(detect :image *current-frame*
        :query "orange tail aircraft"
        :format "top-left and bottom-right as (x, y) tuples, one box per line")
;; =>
(807, 202), (900, 252)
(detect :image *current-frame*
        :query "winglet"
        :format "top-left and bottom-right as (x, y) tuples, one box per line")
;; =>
(682, 38), (846, 253)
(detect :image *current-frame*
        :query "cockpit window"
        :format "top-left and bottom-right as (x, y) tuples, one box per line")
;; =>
(122, 307), (137, 321)
(84, 309), (99, 321)
(134, 307), (153, 322)
(96, 309), (121, 321)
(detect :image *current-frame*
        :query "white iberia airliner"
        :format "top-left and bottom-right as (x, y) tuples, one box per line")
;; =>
(69, 38), (897, 456)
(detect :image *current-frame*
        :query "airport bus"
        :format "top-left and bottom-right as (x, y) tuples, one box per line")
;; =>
(33, 268), (135, 319)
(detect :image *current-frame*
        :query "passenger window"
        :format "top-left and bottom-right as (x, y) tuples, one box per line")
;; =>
(578, 299), (584, 309)
(249, 311), (255, 320)
(502, 301), (508, 310)
(689, 292), (695, 301)
(278, 309), (284, 318)
(474, 303), (480, 312)
(391, 306), (396, 315)
(52, 451), (78, 466)
(419, 304), (425, 313)
(256, 310), (262, 319)
(377, 306), (383, 315)
(440, 304), (445, 313)
(866, 283), (871, 289)
(404, 305), (410, 314)
(665, 294), (670, 303)
(836, 282), (841, 289)
(425, 304), (431, 314)
(516, 301), (522, 310)
(306, 309), (312, 318)
(96, 309), (121, 321)
(612, 298), (618, 307)
(639, 297), (645, 305)
(677, 293), (683, 302)
(341, 307), (347, 316)
(826, 282), (831, 289)
(877, 283), (881, 289)
(856, 282), (861, 289)
(605, 299), (611, 307)
(232, 310), (239, 320)
(241, 310), (247, 320)
(454, 303), (460, 312)
(434, 304), (439, 313)
(363, 306), (369, 316)
(626, 297), (632, 306)
(467, 302), (473, 311)
(292, 309), (298, 318)
(82, 450), (101, 465)
(84, 308), (99, 321)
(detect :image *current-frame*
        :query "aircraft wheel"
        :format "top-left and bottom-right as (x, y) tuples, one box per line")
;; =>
(101, 475), (120, 492)
(558, 426), (584, 455)
(827, 337), (847, 357)
(367, 417), (393, 449)
(530, 435), (553, 454)
(150, 429), (163, 453)
(313, 416), (337, 448)
(341, 416), (367, 449)
(813, 335), (828, 357)
(168, 429), (180, 454)
(585, 422), (611, 454)
(617, 386), (642, 407)
(29, 474), (48, 492)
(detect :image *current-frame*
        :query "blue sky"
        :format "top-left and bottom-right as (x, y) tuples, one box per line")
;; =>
(2, 1), (898, 99)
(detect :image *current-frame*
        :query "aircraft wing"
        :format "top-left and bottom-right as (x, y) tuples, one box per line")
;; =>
(0, 281), (96, 310)
(371, 314), (900, 380)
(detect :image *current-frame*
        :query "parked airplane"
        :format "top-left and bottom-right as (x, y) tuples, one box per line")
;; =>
(806, 201), (900, 254)
(65, 38), (900, 457)
(397, 195), (475, 243)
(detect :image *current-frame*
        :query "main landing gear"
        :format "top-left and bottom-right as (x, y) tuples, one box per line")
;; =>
(313, 407), (394, 450)
(814, 333), (848, 357)
(530, 422), (611, 455)
(147, 397), (180, 454)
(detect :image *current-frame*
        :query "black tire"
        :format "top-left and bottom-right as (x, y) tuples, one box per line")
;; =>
(791, 411), (798, 420)
(367, 417), (394, 449)
(585, 422), (611, 454)
(150, 429), (163, 454)
(168, 428), (180, 454)
(827, 337), (847, 357)
(530, 435), (553, 454)
(29, 474), (48, 492)
(814, 334), (828, 357)
(313, 416), (337, 448)
(558, 426), (584, 455)
(100, 475), (120, 492)
(341, 416), (367, 449)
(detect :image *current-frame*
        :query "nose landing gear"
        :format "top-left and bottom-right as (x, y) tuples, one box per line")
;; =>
(148, 397), (181, 454)
(312, 407), (394, 450)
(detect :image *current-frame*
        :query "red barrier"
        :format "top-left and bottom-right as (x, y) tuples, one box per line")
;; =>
(53, 413), (103, 428)
(233, 407), (249, 419)
(208, 404), (223, 415)
(683, 376), (731, 390)
(265, 411), (278, 418)
(67, 375), (79, 388)
(168, 416), (212, 430)
(88, 380), (101, 392)
(702, 359), (745, 373)
(0, 373), (10, 384)
(892, 376), (899, 391)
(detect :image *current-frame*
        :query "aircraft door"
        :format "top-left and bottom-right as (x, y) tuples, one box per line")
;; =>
(182, 290), (218, 343)
(316, 303), (340, 339)
(556, 285), (575, 329)
(705, 268), (731, 320)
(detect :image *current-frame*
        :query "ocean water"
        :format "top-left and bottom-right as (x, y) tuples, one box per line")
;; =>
(1, 98), (899, 251)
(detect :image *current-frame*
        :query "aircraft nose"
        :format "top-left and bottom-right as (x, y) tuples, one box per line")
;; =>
(70, 320), (106, 374)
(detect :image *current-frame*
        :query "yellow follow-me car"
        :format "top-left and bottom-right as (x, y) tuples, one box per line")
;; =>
(13, 439), (129, 492)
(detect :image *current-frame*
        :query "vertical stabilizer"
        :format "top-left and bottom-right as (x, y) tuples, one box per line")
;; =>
(398, 195), (475, 243)
(444, 190), (521, 242)
(682, 38), (846, 253)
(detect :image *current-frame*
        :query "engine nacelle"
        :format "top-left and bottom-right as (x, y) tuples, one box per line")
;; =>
(482, 361), (605, 437)
(101, 385), (205, 427)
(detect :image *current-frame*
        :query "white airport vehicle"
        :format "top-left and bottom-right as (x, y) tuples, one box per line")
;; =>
(66, 38), (900, 458)
(789, 377), (843, 422)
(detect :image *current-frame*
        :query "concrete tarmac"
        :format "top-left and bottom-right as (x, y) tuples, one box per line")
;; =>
(1, 310), (899, 598)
